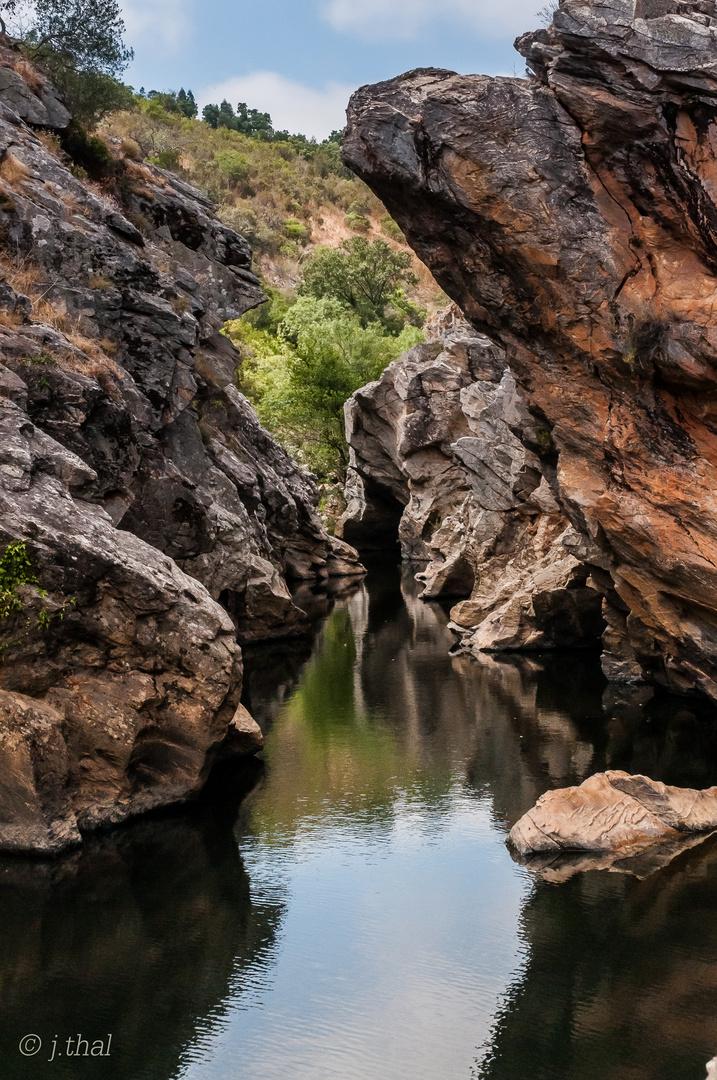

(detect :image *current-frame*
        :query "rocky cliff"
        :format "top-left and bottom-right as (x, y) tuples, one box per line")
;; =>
(342, 0), (717, 701)
(0, 48), (362, 852)
(339, 314), (605, 651)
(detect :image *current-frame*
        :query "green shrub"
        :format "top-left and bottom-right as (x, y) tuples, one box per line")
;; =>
(344, 212), (370, 233)
(213, 149), (250, 185)
(0, 541), (37, 617)
(148, 149), (180, 170)
(284, 217), (310, 243)
(380, 215), (403, 241)
(61, 126), (114, 181)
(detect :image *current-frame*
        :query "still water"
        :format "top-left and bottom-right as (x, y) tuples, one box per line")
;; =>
(3, 562), (717, 1079)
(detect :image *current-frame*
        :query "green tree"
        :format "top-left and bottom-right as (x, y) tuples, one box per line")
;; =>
(229, 297), (423, 479)
(177, 88), (197, 119)
(20, 0), (132, 74)
(2, 0), (134, 124)
(298, 237), (420, 330)
(235, 102), (273, 138)
(202, 102), (220, 128)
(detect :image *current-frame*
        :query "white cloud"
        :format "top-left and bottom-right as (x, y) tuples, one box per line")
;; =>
(121, 0), (193, 54)
(197, 73), (357, 141)
(322, 0), (543, 42)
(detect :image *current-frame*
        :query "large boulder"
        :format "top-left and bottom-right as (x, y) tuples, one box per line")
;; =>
(342, 0), (717, 699)
(509, 770), (717, 876)
(0, 394), (263, 854)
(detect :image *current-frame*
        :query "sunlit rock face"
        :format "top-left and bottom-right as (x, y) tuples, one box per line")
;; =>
(342, 0), (717, 699)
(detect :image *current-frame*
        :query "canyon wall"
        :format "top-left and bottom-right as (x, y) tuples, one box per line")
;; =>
(342, 0), (717, 701)
(0, 48), (361, 852)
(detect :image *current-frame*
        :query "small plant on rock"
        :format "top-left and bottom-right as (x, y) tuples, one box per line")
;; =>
(0, 541), (39, 618)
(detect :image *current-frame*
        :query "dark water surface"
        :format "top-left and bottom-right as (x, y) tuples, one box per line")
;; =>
(3, 562), (717, 1079)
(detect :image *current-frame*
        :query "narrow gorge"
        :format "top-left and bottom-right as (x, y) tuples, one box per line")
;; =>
(340, 0), (717, 704)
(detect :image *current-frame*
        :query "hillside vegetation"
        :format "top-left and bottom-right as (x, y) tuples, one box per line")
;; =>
(101, 92), (441, 304)
(98, 92), (443, 492)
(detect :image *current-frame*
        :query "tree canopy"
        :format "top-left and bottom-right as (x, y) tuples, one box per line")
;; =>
(298, 237), (421, 330)
(4, 0), (132, 74)
(229, 296), (423, 481)
(1, 0), (134, 123)
(202, 100), (274, 138)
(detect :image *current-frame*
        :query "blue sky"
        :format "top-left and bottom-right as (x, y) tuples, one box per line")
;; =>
(120, 0), (542, 139)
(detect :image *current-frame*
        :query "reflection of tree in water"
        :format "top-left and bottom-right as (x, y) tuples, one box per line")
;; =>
(240, 575), (364, 732)
(473, 838), (717, 1080)
(0, 805), (285, 1080)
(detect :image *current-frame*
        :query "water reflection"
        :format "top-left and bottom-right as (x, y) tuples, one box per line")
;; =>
(0, 798), (284, 1080)
(475, 842), (717, 1080)
(3, 560), (717, 1080)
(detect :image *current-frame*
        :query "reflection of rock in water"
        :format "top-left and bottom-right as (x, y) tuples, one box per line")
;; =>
(241, 574), (364, 731)
(0, 809), (283, 1080)
(475, 836), (717, 1080)
(349, 565), (717, 833)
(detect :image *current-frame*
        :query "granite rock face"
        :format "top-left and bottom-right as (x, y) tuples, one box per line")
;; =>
(342, 0), (717, 699)
(339, 319), (604, 651)
(0, 50), (360, 851)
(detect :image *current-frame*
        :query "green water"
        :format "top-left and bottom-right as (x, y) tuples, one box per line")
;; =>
(2, 561), (717, 1079)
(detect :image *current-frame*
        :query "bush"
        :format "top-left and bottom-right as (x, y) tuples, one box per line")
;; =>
(0, 541), (38, 618)
(284, 217), (310, 243)
(61, 125), (114, 180)
(148, 149), (180, 171)
(213, 149), (250, 186)
(380, 215), (403, 241)
(344, 211), (370, 233)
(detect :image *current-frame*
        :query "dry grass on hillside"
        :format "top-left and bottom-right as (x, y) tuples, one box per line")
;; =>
(0, 154), (29, 188)
(0, 253), (121, 380)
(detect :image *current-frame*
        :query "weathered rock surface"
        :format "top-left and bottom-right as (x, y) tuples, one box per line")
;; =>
(0, 50), (361, 850)
(0, 393), (264, 853)
(509, 770), (717, 874)
(339, 318), (604, 651)
(342, 0), (717, 699)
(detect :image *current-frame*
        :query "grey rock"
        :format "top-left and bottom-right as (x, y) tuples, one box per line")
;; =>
(0, 58), (70, 129)
(0, 396), (262, 854)
(340, 319), (603, 651)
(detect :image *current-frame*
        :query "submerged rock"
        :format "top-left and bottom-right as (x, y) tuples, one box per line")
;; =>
(342, 0), (717, 699)
(508, 770), (717, 876)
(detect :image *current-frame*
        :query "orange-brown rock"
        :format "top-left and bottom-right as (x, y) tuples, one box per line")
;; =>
(509, 770), (717, 865)
(342, 0), (717, 699)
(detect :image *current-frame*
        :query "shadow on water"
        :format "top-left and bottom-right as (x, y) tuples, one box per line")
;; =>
(0, 789), (285, 1080)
